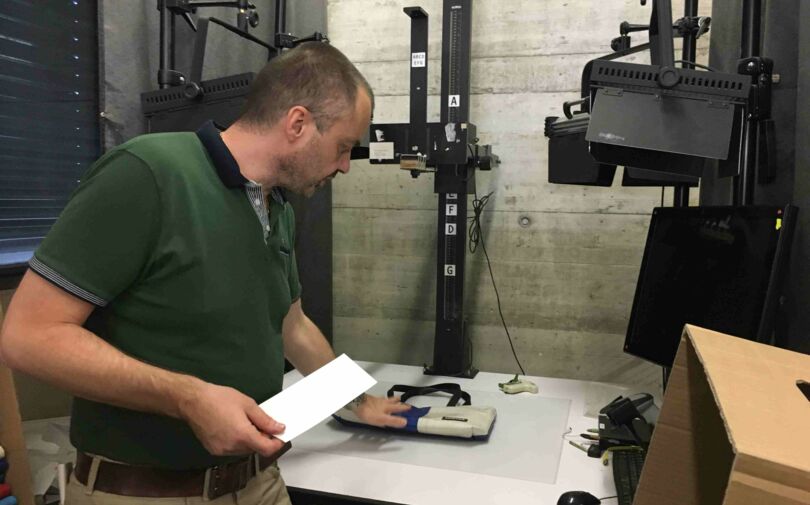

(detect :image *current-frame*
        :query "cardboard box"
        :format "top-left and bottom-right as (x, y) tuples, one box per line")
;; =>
(635, 325), (810, 505)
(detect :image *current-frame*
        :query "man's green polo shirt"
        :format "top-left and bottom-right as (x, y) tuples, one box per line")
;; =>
(29, 121), (301, 469)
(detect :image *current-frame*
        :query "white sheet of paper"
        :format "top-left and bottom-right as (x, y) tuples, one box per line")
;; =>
(259, 354), (376, 442)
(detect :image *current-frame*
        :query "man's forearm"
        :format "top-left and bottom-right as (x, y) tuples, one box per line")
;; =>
(282, 302), (335, 376)
(1, 320), (200, 419)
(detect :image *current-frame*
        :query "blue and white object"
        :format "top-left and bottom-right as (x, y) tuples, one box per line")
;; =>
(333, 404), (496, 440)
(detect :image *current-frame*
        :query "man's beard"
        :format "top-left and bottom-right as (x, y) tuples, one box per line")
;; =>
(277, 138), (323, 197)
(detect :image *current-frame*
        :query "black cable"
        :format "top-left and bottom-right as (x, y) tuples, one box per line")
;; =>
(468, 190), (526, 376)
(675, 59), (719, 72)
(598, 496), (618, 501)
(468, 191), (490, 254)
(660, 187), (665, 207)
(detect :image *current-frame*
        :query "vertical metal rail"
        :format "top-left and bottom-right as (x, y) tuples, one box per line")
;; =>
(428, 0), (476, 377)
(405, 7), (428, 154)
(736, 0), (762, 205)
(158, 0), (176, 89)
(672, 0), (698, 208)
(648, 0), (675, 67)
(274, 0), (287, 56)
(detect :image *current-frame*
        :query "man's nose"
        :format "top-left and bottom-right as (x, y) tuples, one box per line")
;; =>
(338, 155), (351, 174)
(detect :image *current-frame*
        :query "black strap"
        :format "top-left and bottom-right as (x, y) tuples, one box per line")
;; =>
(386, 383), (471, 406)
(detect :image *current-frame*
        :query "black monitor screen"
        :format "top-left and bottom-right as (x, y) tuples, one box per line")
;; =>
(625, 206), (787, 367)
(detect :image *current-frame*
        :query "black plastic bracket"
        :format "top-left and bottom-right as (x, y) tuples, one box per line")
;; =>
(274, 32), (328, 50)
(738, 56), (774, 120)
(738, 56), (775, 184)
(157, 69), (186, 88)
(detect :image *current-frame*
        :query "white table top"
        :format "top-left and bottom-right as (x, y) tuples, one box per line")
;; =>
(280, 361), (637, 505)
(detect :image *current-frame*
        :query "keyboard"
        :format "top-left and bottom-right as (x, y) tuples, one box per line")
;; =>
(611, 448), (646, 505)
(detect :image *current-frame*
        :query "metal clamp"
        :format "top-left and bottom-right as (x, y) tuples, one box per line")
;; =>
(400, 153), (431, 173)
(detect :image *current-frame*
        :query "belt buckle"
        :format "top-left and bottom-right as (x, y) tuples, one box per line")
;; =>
(206, 458), (252, 500)
(207, 464), (225, 500)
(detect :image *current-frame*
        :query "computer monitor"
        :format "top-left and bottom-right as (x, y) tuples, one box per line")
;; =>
(624, 205), (796, 367)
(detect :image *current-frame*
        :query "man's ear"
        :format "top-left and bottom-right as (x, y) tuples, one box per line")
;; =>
(284, 105), (310, 141)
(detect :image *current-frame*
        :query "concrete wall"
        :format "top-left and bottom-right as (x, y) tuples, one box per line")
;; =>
(328, 0), (711, 389)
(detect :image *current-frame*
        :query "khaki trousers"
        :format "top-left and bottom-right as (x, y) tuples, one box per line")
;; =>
(65, 458), (292, 505)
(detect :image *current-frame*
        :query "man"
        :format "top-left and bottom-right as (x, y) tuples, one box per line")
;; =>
(0, 42), (409, 504)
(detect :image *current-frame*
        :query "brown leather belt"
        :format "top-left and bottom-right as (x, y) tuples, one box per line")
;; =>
(74, 443), (291, 499)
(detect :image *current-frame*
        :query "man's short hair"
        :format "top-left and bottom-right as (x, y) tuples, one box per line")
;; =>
(239, 42), (373, 132)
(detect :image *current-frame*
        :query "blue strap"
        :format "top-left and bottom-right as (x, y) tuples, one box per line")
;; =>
(393, 406), (431, 432)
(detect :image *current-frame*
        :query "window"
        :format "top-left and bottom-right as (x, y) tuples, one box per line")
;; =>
(0, 0), (100, 282)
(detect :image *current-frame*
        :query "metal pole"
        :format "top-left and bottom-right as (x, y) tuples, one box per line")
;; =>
(742, 0), (762, 59)
(237, 0), (249, 32)
(159, 1), (171, 89)
(169, 10), (176, 71)
(738, 121), (757, 205)
(662, 0), (700, 387)
(673, 0), (698, 207)
(275, 0), (286, 34)
(673, 186), (690, 207)
(428, 0), (477, 378)
(736, 0), (762, 205)
(274, 0), (287, 56)
(405, 7), (428, 154)
(649, 0), (676, 67)
(682, 0), (698, 68)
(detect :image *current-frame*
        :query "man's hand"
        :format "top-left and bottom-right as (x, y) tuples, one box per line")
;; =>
(351, 394), (411, 428)
(178, 381), (287, 457)
(279, 301), (410, 428)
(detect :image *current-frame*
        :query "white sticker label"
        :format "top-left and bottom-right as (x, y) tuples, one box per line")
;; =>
(411, 52), (426, 68)
(368, 141), (394, 160)
(448, 95), (460, 107)
(446, 204), (457, 216)
(447, 193), (458, 199)
(445, 264), (456, 276)
(446, 223), (457, 235)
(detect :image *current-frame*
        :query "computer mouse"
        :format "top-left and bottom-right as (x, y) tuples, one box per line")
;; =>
(556, 490), (601, 505)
